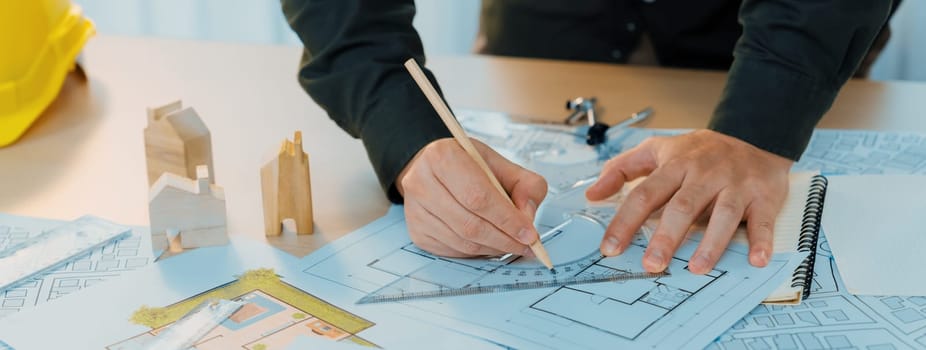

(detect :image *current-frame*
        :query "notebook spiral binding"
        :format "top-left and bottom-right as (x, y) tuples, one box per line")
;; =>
(791, 175), (828, 299)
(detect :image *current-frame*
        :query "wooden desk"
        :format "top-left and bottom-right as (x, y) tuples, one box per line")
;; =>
(1, 36), (924, 257)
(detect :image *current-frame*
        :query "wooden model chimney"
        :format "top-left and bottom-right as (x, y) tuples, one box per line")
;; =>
(261, 131), (314, 236)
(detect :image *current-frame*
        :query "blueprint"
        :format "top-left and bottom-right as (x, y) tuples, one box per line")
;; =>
(301, 206), (803, 349)
(3, 112), (923, 349)
(0, 213), (154, 319)
(461, 111), (926, 349)
(711, 232), (926, 349)
(359, 214), (654, 303)
(459, 110), (926, 188)
(458, 111), (926, 349)
(793, 130), (926, 175)
(711, 131), (926, 349)
(0, 238), (515, 350)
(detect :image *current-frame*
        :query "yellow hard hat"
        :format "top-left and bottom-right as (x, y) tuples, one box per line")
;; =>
(0, 0), (95, 147)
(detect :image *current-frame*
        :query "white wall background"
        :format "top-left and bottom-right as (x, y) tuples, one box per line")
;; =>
(75, 0), (922, 81)
(870, 1), (926, 81)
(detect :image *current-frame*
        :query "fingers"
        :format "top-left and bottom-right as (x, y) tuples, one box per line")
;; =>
(475, 140), (548, 221)
(600, 166), (684, 259)
(592, 130), (793, 274)
(426, 175), (529, 255)
(688, 190), (746, 274)
(400, 139), (537, 257)
(406, 169), (527, 256)
(586, 137), (660, 201)
(644, 177), (720, 273)
(430, 140), (541, 246)
(745, 201), (777, 268)
(405, 198), (506, 257)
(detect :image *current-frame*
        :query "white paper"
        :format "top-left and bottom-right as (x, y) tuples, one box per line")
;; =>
(821, 175), (926, 296)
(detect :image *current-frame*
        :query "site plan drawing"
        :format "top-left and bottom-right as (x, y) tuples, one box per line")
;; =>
(712, 231), (926, 349)
(793, 129), (926, 176)
(0, 238), (512, 350)
(714, 130), (926, 349)
(0, 213), (153, 320)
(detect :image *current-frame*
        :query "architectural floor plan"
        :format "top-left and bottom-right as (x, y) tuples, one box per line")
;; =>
(0, 214), (153, 319)
(302, 207), (802, 349)
(0, 239), (508, 350)
(3, 111), (925, 349)
(460, 111), (926, 349)
(109, 269), (377, 350)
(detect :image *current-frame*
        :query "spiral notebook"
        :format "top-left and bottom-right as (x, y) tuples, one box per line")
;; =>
(725, 172), (827, 305)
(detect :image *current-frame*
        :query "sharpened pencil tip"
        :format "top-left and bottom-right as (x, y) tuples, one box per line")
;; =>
(550, 268), (558, 274)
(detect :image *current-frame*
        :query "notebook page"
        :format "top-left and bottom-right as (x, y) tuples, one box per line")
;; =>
(822, 174), (926, 296)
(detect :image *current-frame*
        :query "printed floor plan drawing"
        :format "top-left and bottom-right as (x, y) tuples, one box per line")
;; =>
(109, 269), (376, 350)
(0, 240), (508, 350)
(362, 215), (671, 305)
(302, 207), (802, 349)
(4, 112), (925, 349)
(0, 214), (153, 319)
(457, 114), (926, 349)
(527, 254), (722, 340)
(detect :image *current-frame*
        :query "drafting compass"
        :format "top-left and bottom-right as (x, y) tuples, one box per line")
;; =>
(565, 97), (653, 146)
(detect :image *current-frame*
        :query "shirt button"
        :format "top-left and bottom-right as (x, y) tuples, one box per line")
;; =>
(611, 49), (623, 60)
(626, 22), (637, 32)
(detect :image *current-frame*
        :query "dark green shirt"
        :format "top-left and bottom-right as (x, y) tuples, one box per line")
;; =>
(282, 0), (893, 203)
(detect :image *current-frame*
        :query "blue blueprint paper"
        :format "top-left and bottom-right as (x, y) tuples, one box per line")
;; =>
(0, 213), (154, 319)
(711, 231), (926, 350)
(0, 237), (513, 350)
(711, 130), (926, 349)
(300, 206), (804, 349)
(458, 113), (926, 349)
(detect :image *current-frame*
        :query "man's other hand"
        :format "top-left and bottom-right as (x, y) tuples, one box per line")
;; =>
(586, 130), (793, 274)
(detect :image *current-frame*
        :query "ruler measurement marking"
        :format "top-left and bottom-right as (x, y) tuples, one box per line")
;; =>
(357, 270), (667, 304)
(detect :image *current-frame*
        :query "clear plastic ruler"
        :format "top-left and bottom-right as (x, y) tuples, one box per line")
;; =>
(357, 269), (668, 304)
(139, 299), (244, 350)
(0, 215), (131, 291)
(357, 212), (668, 305)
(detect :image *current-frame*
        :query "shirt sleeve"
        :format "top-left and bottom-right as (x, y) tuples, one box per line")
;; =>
(709, 0), (893, 160)
(282, 0), (451, 203)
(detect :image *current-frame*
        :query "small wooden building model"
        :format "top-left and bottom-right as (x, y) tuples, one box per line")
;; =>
(149, 165), (228, 252)
(261, 131), (314, 236)
(144, 100), (215, 186)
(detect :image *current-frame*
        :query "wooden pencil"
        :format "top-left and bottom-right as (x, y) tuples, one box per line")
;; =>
(403, 58), (554, 270)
